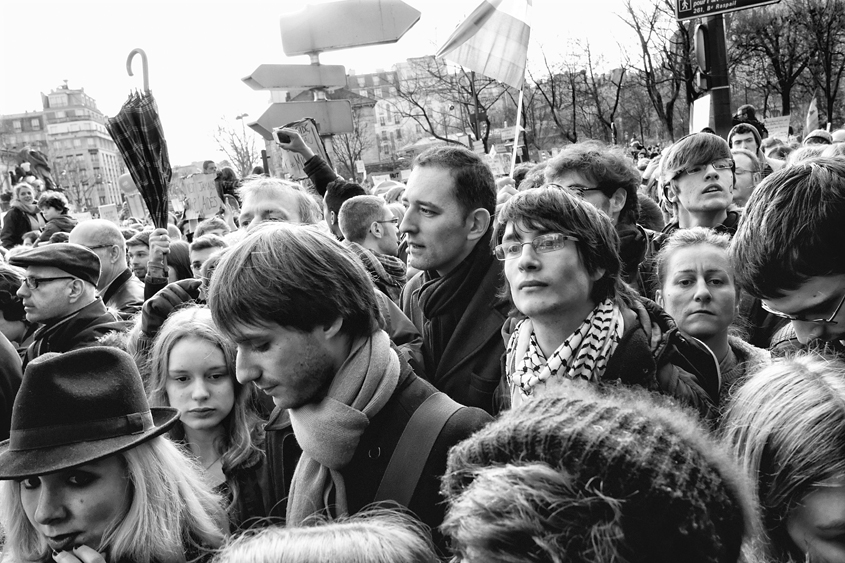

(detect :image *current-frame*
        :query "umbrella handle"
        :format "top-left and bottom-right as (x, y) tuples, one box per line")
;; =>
(126, 48), (150, 93)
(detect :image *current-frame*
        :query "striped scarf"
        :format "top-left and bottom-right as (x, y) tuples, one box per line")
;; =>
(506, 298), (624, 407)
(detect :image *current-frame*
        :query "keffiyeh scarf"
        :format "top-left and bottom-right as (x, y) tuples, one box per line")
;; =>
(506, 298), (624, 407)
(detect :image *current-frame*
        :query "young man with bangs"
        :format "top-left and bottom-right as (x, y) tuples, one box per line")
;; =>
(732, 157), (845, 354)
(400, 145), (510, 415)
(207, 223), (490, 552)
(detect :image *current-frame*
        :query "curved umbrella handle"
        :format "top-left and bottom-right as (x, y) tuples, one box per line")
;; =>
(126, 48), (149, 93)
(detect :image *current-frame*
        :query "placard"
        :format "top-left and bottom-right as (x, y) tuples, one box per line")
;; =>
(171, 174), (219, 220)
(277, 118), (332, 181)
(126, 193), (147, 222)
(691, 94), (712, 134)
(72, 212), (93, 223)
(98, 204), (119, 225)
(765, 116), (791, 141)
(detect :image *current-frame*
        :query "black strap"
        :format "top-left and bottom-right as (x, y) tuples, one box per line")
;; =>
(374, 392), (461, 507)
(102, 269), (133, 304)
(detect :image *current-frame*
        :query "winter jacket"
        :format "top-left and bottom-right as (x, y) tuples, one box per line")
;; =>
(1, 207), (41, 249)
(36, 214), (77, 244)
(102, 269), (145, 320)
(303, 154), (341, 197)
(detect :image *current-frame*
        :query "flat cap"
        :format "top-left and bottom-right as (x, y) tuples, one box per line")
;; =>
(804, 129), (833, 145)
(9, 243), (100, 286)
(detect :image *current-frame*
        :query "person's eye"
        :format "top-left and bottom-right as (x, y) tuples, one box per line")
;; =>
(535, 238), (557, 251)
(505, 243), (522, 256)
(19, 477), (40, 490)
(169, 374), (189, 383)
(67, 472), (96, 487)
(419, 207), (435, 217)
(686, 165), (704, 174)
(207, 372), (227, 380)
(251, 342), (270, 353)
(708, 278), (725, 286)
(677, 278), (694, 287)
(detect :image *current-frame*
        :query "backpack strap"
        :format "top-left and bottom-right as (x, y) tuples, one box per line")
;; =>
(374, 392), (461, 507)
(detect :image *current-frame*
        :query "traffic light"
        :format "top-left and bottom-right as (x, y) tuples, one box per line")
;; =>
(694, 22), (710, 90)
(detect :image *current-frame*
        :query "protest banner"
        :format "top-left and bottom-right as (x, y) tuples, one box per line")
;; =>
(171, 173), (219, 220)
(766, 116), (791, 141)
(72, 212), (93, 223)
(277, 118), (332, 181)
(126, 193), (147, 221)
(98, 204), (120, 225)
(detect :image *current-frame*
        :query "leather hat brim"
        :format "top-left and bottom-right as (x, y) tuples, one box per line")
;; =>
(0, 407), (180, 480)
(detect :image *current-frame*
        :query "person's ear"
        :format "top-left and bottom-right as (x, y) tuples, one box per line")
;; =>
(589, 267), (606, 283)
(322, 316), (344, 341)
(67, 279), (85, 302)
(370, 221), (383, 239)
(465, 208), (491, 242)
(664, 182), (678, 204)
(609, 188), (627, 217)
(655, 289), (664, 308)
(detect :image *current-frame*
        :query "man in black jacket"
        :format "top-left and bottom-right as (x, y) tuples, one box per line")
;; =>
(208, 224), (490, 551)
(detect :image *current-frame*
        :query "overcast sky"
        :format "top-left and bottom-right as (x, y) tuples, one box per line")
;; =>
(1, 0), (643, 165)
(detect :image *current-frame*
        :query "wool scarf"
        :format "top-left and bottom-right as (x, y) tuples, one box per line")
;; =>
(343, 240), (406, 303)
(506, 298), (624, 407)
(12, 200), (44, 231)
(286, 330), (400, 525)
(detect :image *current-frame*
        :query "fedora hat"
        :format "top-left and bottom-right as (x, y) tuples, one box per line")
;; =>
(0, 347), (178, 479)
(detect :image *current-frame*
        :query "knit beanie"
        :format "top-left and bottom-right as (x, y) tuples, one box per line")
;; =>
(442, 382), (754, 563)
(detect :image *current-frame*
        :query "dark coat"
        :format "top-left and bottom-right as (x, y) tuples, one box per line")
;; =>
(303, 154), (341, 197)
(0, 331), (22, 442)
(23, 298), (128, 368)
(401, 260), (510, 415)
(262, 352), (491, 551)
(36, 214), (77, 244)
(1, 206), (41, 249)
(102, 269), (145, 320)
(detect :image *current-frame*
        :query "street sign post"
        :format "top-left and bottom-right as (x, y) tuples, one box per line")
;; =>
(676, 0), (779, 21)
(280, 0), (421, 56)
(242, 64), (348, 90)
(248, 100), (355, 140)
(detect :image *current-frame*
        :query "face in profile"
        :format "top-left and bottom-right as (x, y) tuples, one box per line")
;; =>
(786, 480), (845, 563)
(657, 244), (736, 342)
(20, 455), (130, 554)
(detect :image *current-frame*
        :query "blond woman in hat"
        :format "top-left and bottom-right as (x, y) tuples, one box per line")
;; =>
(0, 347), (227, 563)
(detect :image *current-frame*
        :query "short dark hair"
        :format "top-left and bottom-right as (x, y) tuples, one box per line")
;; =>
(208, 223), (380, 341)
(731, 157), (845, 298)
(494, 186), (622, 304)
(37, 191), (69, 214)
(544, 141), (641, 225)
(324, 180), (367, 222)
(202, 160), (216, 172)
(413, 145), (496, 217)
(727, 123), (762, 152)
(126, 230), (151, 249)
(190, 234), (228, 254)
(338, 195), (385, 243)
(194, 217), (228, 239)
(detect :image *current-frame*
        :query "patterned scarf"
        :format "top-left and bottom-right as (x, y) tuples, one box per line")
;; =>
(506, 298), (624, 407)
(286, 330), (400, 525)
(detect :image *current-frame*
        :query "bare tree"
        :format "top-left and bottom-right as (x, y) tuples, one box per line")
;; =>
(53, 156), (96, 212)
(803, 0), (845, 124)
(213, 117), (260, 178)
(529, 47), (585, 144)
(330, 107), (374, 183)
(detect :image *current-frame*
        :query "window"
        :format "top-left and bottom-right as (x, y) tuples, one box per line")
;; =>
(394, 114), (401, 125)
(73, 139), (82, 147)
(55, 111), (66, 119)
(87, 138), (96, 146)
(379, 117), (386, 126)
(100, 196), (107, 205)
(373, 76), (380, 86)
(31, 119), (40, 130)
(12, 120), (21, 132)
(357, 76), (365, 87)
(63, 140), (72, 148)
(7, 135), (15, 145)
(358, 90), (367, 97)
(381, 131), (388, 141)
(396, 129), (403, 141)
(390, 87), (397, 96)
(382, 86), (390, 98)
(387, 73), (394, 82)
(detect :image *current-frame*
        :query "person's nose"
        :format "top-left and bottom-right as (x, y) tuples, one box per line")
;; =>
(235, 348), (259, 385)
(33, 484), (68, 526)
(693, 278), (712, 302)
(399, 210), (415, 235)
(17, 282), (30, 299)
(190, 378), (210, 401)
(703, 163), (721, 179)
(516, 243), (541, 271)
(792, 320), (825, 345)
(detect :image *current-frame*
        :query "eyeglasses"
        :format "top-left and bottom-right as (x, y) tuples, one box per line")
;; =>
(546, 182), (604, 198)
(83, 244), (115, 252)
(23, 276), (76, 290)
(761, 292), (845, 325)
(495, 233), (579, 261)
(673, 159), (734, 180)
(376, 218), (399, 225)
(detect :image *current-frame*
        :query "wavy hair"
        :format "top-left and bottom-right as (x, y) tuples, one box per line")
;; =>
(722, 354), (845, 562)
(147, 305), (264, 517)
(213, 508), (438, 563)
(0, 437), (226, 563)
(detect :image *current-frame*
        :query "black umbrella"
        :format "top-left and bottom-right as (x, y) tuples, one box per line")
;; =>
(106, 48), (171, 229)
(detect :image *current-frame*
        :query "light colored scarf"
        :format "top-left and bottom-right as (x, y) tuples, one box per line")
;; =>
(286, 330), (400, 525)
(12, 200), (44, 231)
(506, 298), (624, 408)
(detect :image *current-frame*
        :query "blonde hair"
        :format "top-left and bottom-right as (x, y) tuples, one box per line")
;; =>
(0, 437), (226, 563)
(147, 305), (264, 517)
(213, 508), (438, 563)
(722, 354), (845, 562)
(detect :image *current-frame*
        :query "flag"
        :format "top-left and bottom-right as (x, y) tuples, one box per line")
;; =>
(806, 96), (819, 134)
(436, 0), (532, 89)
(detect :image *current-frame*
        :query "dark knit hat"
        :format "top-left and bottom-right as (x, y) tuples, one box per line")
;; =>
(442, 382), (754, 563)
(804, 129), (833, 145)
(9, 242), (100, 286)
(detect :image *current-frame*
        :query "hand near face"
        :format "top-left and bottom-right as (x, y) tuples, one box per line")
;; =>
(147, 228), (171, 274)
(53, 545), (106, 563)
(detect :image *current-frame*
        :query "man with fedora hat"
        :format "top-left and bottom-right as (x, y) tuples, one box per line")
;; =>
(9, 243), (127, 367)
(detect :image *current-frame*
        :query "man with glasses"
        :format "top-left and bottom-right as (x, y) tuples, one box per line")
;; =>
(660, 133), (739, 237)
(729, 148), (761, 208)
(69, 220), (144, 319)
(544, 142), (657, 297)
(9, 243), (126, 367)
(323, 179), (366, 240)
(338, 195), (405, 303)
(732, 157), (845, 353)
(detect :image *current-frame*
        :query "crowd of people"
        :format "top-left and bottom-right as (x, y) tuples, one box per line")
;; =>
(0, 115), (844, 563)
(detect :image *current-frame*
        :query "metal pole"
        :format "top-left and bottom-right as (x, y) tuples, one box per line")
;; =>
(470, 71), (480, 141)
(706, 14), (732, 138)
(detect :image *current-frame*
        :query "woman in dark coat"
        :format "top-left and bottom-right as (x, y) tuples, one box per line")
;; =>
(1, 184), (44, 249)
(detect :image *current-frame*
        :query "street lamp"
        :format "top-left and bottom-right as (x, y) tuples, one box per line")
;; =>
(235, 113), (249, 139)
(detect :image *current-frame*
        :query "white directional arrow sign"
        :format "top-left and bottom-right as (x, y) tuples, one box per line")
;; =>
(249, 100), (355, 140)
(242, 64), (348, 90)
(280, 0), (421, 57)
